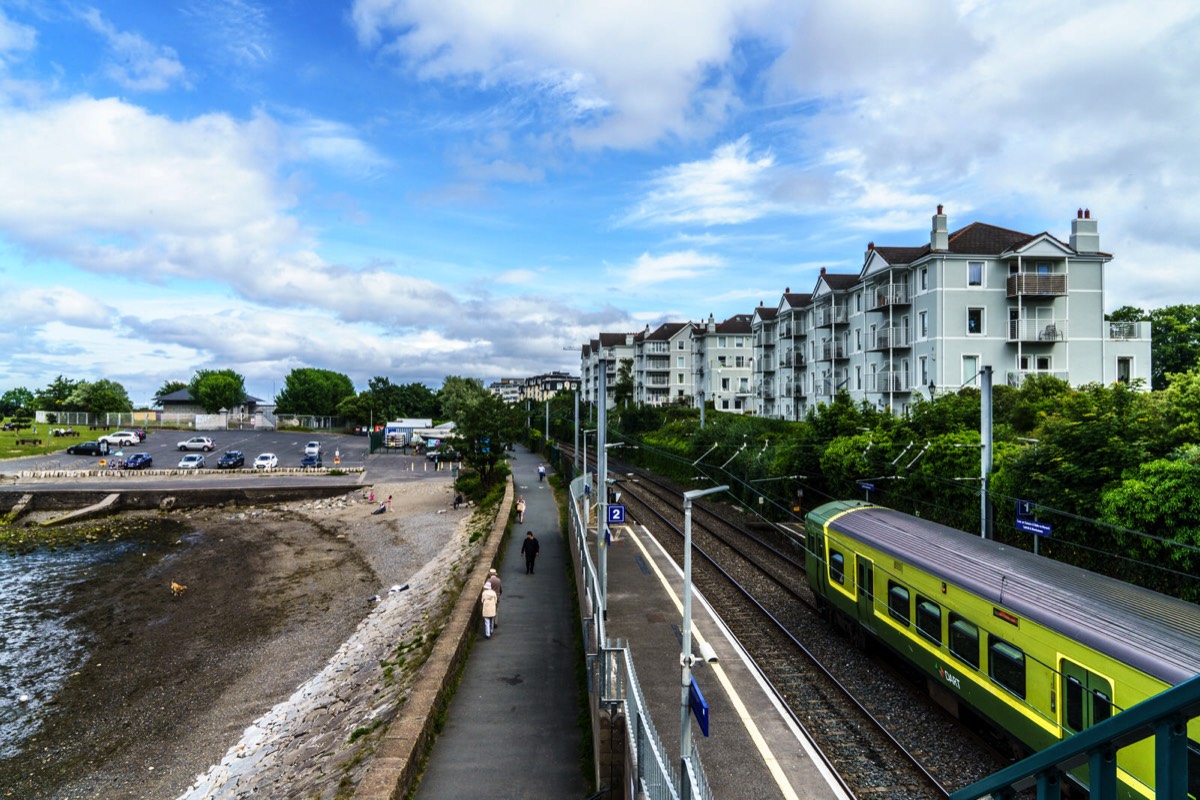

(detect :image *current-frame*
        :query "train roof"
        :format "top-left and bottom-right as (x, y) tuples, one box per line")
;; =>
(818, 502), (1200, 686)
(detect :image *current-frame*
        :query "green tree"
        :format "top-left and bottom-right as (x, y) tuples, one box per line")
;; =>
(1148, 305), (1200, 389)
(153, 380), (188, 405)
(34, 375), (81, 412)
(396, 382), (440, 418)
(188, 369), (248, 414)
(439, 377), (523, 488)
(68, 379), (133, 415)
(0, 387), (34, 416)
(613, 358), (634, 407)
(275, 368), (355, 416)
(1162, 367), (1200, 441)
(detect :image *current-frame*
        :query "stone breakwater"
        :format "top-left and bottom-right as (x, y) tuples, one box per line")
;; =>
(176, 518), (472, 799)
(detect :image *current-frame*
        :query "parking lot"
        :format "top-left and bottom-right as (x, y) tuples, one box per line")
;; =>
(19, 429), (370, 472)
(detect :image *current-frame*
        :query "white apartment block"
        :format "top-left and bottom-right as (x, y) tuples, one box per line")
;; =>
(752, 206), (1151, 418)
(634, 322), (693, 407)
(692, 314), (754, 413)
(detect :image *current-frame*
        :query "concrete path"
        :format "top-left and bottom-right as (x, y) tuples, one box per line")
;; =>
(414, 447), (588, 799)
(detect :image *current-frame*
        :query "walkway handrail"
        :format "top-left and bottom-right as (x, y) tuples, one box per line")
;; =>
(951, 674), (1200, 800)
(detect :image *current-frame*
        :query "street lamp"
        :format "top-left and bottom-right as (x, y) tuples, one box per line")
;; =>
(680, 484), (728, 798)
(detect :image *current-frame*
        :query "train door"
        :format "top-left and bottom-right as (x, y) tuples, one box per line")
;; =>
(856, 558), (876, 637)
(1060, 659), (1113, 734)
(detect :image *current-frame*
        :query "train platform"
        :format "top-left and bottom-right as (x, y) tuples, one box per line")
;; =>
(414, 447), (588, 800)
(596, 510), (850, 799)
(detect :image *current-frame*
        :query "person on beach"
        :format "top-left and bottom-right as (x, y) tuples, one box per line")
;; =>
(387, 495), (393, 512)
(520, 531), (540, 574)
(485, 568), (502, 628)
(481, 581), (498, 638)
(515, 496), (526, 523)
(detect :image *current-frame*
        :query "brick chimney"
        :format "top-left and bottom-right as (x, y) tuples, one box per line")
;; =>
(1070, 207), (1099, 252)
(931, 204), (948, 251)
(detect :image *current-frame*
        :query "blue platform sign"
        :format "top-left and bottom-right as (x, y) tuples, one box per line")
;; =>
(607, 504), (626, 524)
(1016, 518), (1053, 537)
(689, 677), (710, 737)
(858, 481), (875, 492)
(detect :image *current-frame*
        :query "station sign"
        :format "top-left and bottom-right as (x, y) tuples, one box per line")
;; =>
(1016, 518), (1053, 537)
(689, 677), (710, 737)
(607, 504), (626, 524)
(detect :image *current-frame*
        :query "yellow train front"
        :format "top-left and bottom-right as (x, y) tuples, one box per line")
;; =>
(803, 499), (1200, 798)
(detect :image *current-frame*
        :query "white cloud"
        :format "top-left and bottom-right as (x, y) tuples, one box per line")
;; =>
(80, 8), (188, 91)
(621, 250), (725, 287)
(622, 137), (779, 227)
(350, 0), (782, 149)
(180, 0), (271, 67)
(0, 8), (36, 64)
(11, 286), (117, 328)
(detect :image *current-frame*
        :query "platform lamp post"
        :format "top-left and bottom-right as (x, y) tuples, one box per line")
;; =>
(680, 484), (728, 799)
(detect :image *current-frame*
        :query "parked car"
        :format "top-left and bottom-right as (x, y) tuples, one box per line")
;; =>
(66, 441), (106, 456)
(216, 450), (245, 469)
(300, 454), (323, 468)
(124, 452), (153, 469)
(178, 453), (206, 469)
(426, 448), (459, 461)
(99, 430), (141, 447)
(253, 453), (278, 470)
(304, 441), (321, 456)
(177, 436), (216, 451)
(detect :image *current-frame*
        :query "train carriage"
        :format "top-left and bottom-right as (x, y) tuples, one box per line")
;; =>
(803, 499), (1200, 798)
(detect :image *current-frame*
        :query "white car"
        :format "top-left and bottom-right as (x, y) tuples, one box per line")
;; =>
(178, 453), (206, 469)
(304, 441), (321, 456)
(99, 430), (141, 447)
(254, 453), (278, 470)
(178, 436), (216, 451)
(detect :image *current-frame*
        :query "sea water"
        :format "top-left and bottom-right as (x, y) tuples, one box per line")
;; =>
(0, 541), (140, 759)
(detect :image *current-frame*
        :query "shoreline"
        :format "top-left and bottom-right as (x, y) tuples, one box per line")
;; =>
(0, 478), (470, 800)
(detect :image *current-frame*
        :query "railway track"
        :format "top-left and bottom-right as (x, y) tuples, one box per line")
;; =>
(578, 450), (1008, 798)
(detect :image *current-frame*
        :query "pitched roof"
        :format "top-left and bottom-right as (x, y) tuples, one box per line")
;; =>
(873, 221), (1071, 266)
(645, 322), (689, 340)
(754, 306), (778, 321)
(821, 273), (859, 291)
(715, 314), (753, 334)
(158, 388), (262, 404)
(598, 332), (636, 348)
(782, 292), (812, 308)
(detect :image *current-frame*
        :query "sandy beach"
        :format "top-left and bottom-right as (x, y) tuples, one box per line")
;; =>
(0, 477), (466, 800)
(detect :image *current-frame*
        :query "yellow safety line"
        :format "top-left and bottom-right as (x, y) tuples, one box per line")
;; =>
(625, 523), (810, 800)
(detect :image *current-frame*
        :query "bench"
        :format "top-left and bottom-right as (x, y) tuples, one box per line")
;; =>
(15, 438), (42, 445)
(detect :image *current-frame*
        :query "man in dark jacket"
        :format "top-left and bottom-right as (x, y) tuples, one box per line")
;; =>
(520, 531), (540, 574)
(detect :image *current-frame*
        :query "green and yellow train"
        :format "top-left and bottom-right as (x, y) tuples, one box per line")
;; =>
(804, 499), (1200, 798)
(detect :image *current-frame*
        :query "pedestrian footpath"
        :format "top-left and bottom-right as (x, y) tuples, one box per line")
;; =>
(414, 448), (587, 799)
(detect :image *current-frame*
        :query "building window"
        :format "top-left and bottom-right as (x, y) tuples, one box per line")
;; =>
(1117, 357), (1131, 383)
(718, 336), (727, 347)
(920, 356), (928, 386)
(921, 267), (928, 291)
(735, 355), (745, 368)
(718, 355), (727, 367)
(855, 293), (862, 312)
(967, 307), (984, 335)
(968, 261), (983, 286)
(678, 340), (685, 350)
(721, 378), (730, 391)
(856, 328), (862, 351)
(677, 356), (685, 367)
(919, 311), (928, 338)
(721, 399), (729, 409)
(855, 366), (862, 390)
(735, 337), (744, 347)
(677, 373), (684, 384)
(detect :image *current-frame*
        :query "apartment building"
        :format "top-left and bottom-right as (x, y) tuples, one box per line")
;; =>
(634, 322), (693, 407)
(581, 332), (638, 408)
(751, 207), (1151, 417)
(692, 314), (754, 414)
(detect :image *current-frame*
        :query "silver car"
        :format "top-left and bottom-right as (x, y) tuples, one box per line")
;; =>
(178, 453), (206, 469)
(177, 436), (216, 451)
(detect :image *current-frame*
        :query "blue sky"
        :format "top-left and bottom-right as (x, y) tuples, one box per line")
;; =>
(2, 0), (1198, 405)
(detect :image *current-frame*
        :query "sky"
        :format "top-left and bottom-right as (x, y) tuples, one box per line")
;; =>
(1, 0), (1198, 406)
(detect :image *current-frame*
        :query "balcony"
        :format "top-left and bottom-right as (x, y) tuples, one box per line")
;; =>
(1108, 320), (1151, 341)
(814, 306), (847, 328)
(1006, 273), (1067, 298)
(867, 326), (911, 351)
(817, 341), (848, 361)
(865, 371), (909, 393)
(812, 381), (833, 397)
(866, 285), (910, 311)
(780, 350), (794, 367)
(646, 341), (669, 353)
(1007, 319), (1067, 343)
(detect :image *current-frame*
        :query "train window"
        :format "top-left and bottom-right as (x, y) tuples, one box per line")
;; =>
(1065, 675), (1084, 731)
(829, 550), (845, 585)
(988, 636), (1026, 700)
(1093, 689), (1111, 724)
(916, 598), (941, 645)
(949, 614), (980, 670)
(887, 581), (910, 625)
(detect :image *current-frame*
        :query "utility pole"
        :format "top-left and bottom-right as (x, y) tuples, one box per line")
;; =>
(981, 365), (993, 539)
(597, 353), (609, 617)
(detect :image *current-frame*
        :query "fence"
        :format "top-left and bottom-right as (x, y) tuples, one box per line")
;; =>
(568, 474), (714, 800)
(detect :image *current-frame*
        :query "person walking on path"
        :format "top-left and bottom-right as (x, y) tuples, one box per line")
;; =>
(537, 464), (546, 482)
(485, 568), (502, 628)
(515, 496), (526, 523)
(520, 531), (540, 574)
(480, 581), (498, 638)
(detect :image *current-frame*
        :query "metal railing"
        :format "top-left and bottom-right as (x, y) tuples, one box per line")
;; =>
(952, 675), (1200, 800)
(569, 477), (715, 800)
